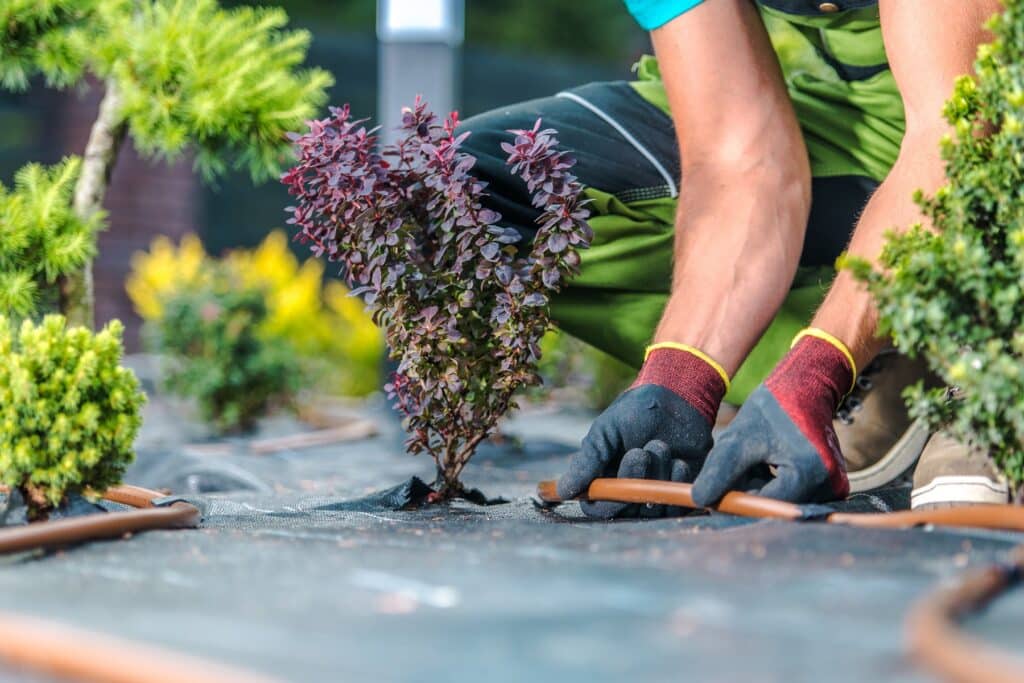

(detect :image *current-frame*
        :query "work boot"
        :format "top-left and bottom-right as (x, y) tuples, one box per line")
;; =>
(834, 349), (940, 493)
(911, 431), (1009, 509)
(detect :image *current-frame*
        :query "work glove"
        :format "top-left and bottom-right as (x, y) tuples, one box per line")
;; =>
(557, 343), (729, 518)
(691, 328), (855, 505)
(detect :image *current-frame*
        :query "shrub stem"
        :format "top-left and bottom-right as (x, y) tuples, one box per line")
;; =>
(61, 79), (127, 328)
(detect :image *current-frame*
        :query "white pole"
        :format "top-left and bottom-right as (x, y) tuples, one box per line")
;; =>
(377, 0), (465, 145)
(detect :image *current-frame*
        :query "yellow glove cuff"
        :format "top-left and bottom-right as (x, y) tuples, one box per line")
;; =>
(791, 327), (858, 391)
(644, 342), (731, 392)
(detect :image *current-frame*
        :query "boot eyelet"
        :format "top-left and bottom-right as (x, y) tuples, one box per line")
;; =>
(856, 376), (873, 391)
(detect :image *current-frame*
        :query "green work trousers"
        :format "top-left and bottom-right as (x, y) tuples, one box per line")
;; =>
(462, 75), (889, 403)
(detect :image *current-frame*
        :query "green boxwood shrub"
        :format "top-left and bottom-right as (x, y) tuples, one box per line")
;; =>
(150, 270), (299, 433)
(851, 0), (1024, 499)
(0, 315), (144, 520)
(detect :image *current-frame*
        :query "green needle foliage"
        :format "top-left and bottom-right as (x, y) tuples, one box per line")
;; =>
(0, 0), (332, 323)
(1, 0), (332, 181)
(0, 158), (102, 317)
(0, 315), (144, 520)
(849, 0), (1024, 498)
(0, 0), (98, 90)
(96, 0), (334, 181)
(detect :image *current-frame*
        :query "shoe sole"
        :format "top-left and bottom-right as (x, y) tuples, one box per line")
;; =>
(848, 417), (930, 494)
(911, 475), (1010, 509)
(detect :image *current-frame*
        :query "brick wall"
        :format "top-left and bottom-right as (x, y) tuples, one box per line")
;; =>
(60, 85), (199, 350)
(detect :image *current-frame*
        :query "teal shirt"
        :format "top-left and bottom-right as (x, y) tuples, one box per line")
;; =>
(624, 0), (704, 30)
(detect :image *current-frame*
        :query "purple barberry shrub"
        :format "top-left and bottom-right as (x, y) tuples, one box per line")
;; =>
(283, 99), (592, 499)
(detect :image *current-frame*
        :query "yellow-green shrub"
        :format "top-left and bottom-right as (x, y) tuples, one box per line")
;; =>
(0, 315), (144, 520)
(126, 230), (383, 397)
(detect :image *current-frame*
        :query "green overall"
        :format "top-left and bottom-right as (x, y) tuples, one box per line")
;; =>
(463, 1), (905, 403)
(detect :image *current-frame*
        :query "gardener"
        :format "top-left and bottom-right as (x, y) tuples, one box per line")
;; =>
(461, 0), (1011, 514)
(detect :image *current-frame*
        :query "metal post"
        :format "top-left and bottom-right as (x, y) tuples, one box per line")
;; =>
(377, 0), (465, 145)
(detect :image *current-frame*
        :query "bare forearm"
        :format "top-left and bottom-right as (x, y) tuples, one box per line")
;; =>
(812, 130), (948, 370)
(649, 0), (810, 375)
(655, 159), (810, 375)
(817, 0), (1000, 371)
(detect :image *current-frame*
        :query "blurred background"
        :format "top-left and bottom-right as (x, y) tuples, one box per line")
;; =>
(0, 0), (650, 350)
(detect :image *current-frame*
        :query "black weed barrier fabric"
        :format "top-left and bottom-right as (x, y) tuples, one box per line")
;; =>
(1, 491), (110, 526)
(1, 399), (1022, 682)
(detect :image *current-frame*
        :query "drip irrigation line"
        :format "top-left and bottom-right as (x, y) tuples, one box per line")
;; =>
(249, 418), (378, 454)
(906, 545), (1024, 683)
(0, 611), (281, 683)
(538, 477), (1024, 683)
(535, 478), (1024, 532)
(0, 486), (254, 682)
(0, 485), (200, 555)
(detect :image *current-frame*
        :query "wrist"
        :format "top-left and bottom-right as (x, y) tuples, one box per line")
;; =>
(790, 328), (857, 387)
(768, 327), (856, 410)
(633, 343), (729, 424)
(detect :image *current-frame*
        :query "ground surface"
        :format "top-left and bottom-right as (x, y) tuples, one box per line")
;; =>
(1, 378), (1022, 682)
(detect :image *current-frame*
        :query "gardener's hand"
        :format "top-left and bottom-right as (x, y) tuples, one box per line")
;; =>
(557, 343), (729, 518)
(691, 329), (855, 506)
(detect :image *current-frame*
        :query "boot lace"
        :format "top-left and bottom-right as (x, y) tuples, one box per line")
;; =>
(836, 351), (893, 425)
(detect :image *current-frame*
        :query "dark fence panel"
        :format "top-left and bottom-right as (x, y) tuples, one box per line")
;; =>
(200, 33), (637, 255)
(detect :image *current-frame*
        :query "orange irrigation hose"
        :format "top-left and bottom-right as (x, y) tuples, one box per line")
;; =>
(0, 485), (200, 555)
(98, 484), (169, 509)
(539, 478), (1024, 683)
(0, 486), (246, 682)
(0, 611), (281, 683)
(536, 478), (1024, 532)
(905, 546), (1024, 683)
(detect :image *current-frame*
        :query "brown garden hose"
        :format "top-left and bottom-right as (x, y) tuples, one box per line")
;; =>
(906, 545), (1024, 683)
(0, 485), (200, 555)
(536, 478), (1024, 532)
(0, 486), (255, 683)
(0, 611), (281, 683)
(539, 478), (1024, 683)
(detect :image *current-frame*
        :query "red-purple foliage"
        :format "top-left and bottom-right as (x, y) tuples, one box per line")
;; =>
(282, 99), (592, 496)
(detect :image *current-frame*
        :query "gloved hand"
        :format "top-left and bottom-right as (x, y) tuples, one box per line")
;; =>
(691, 328), (855, 505)
(557, 343), (729, 518)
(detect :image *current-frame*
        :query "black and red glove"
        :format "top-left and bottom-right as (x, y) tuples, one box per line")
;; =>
(691, 328), (855, 505)
(557, 343), (729, 518)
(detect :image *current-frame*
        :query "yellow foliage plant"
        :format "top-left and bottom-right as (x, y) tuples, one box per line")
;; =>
(127, 230), (383, 397)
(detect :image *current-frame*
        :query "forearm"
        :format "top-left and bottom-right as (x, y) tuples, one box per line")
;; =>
(812, 129), (948, 370)
(655, 158), (810, 376)
(648, 0), (810, 376)
(814, 0), (999, 372)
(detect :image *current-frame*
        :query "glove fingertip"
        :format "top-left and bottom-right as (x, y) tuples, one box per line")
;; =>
(556, 472), (585, 500)
(556, 446), (606, 499)
(690, 474), (721, 508)
(670, 458), (692, 484)
(618, 447), (651, 477)
(580, 499), (629, 520)
(643, 439), (671, 460)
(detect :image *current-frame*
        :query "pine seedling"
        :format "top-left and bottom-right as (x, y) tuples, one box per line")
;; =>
(150, 266), (299, 433)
